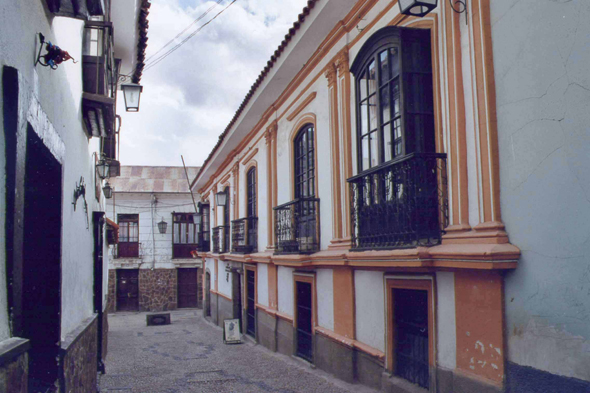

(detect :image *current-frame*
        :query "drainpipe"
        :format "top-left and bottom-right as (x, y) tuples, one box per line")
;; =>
(151, 194), (157, 270)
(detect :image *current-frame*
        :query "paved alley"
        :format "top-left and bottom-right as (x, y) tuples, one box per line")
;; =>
(100, 310), (379, 393)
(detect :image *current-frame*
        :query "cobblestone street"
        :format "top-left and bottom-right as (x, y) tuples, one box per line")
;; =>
(100, 310), (379, 393)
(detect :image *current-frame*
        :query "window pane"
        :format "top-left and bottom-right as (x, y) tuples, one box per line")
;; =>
(384, 123), (393, 162)
(369, 131), (379, 168)
(188, 223), (195, 243)
(393, 118), (403, 157)
(391, 47), (400, 77)
(392, 79), (400, 117)
(360, 100), (369, 134)
(379, 50), (390, 84)
(359, 70), (368, 100)
(368, 60), (377, 96)
(174, 223), (179, 243)
(130, 222), (138, 242)
(369, 95), (378, 131)
(361, 135), (370, 171)
(381, 86), (390, 124)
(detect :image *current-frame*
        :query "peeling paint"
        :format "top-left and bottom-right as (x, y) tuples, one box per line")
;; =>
(475, 340), (485, 354)
(492, 363), (499, 370)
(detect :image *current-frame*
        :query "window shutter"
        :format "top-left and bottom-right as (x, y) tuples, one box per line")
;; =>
(401, 29), (435, 154)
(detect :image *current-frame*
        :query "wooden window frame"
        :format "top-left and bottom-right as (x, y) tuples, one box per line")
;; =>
(117, 214), (139, 258)
(292, 273), (317, 340)
(172, 212), (198, 259)
(246, 166), (257, 218)
(384, 276), (435, 376)
(293, 124), (316, 199)
(244, 264), (258, 336)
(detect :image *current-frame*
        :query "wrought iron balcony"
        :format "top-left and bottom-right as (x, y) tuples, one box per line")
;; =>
(274, 198), (320, 254)
(232, 217), (258, 254)
(212, 225), (230, 254)
(348, 153), (448, 250)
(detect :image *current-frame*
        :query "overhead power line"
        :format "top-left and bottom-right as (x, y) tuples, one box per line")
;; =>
(145, 0), (224, 64)
(143, 0), (238, 72)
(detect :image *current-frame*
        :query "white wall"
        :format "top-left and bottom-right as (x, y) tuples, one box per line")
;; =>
(492, 0), (590, 381)
(355, 271), (385, 352)
(436, 271), (456, 370)
(278, 266), (294, 316)
(217, 260), (232, 298)
(316, 269), (334, 331)
(257, 263), (269, 307)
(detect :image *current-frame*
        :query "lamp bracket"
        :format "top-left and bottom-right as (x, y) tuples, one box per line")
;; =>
(36, 33), (77, 70)
(72, 176), (89, 230)
(449, 0), (467, 14)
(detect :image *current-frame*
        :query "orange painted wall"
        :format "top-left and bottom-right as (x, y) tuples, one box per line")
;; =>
(455, 271), (505, 384)
(332, 267), (355, 338)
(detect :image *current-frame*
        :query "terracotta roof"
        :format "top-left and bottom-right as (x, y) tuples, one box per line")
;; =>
(111, 166), (200, 193)
(132, 0), (151, 83)
(191, 0), (318, 188)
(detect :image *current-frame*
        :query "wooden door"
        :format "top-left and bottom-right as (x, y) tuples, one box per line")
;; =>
(205, 271), (211, 316)
(246, 270), (256, 337)
(116, 269), (139, 311)
(296, 281), (313, 361)
(178, 268), (198, 308)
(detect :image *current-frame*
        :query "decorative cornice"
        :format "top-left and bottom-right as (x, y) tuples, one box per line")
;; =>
(334, 49), (349, 75)
(324, 64), (337, 86)
(286, 92), (317, 122)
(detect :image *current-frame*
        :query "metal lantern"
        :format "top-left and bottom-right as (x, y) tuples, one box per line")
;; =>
(157, 219), (168, 234)
(96, 157), (110, 179)
(215, 190), (228, 207)
(102, 181), (113, 199)
(398, 0), (437, 17)
(121, 83), (143, 112)
(193, 213), (202, 225)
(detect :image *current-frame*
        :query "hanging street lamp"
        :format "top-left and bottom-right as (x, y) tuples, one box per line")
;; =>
(215, 190), (228, 207)
(398, 0), (437, 17)
(157, 219), (168, 234)
(120, 83), (143, 112)
(96, 156), (110, 179)
(102, 181), (113, 199)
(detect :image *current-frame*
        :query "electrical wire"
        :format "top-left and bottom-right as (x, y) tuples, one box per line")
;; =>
(143, 0), (238, 72)
(144, 0), (224, 64)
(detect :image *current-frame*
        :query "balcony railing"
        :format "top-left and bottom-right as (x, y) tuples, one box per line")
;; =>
(212, 225), (230, 254)
(232, 217), (258, 254)
(348, 153), (448, 250)
(274, 198), (320, 254)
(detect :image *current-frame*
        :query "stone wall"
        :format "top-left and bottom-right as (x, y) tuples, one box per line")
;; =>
(61, 316), (97, 393)
(107, 270), (116, 313)
(101, 311), (108, 363)
(138, 269), (177, 312)
(0, 338), (29, 393)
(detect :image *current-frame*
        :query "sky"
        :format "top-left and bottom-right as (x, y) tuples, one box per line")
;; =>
(116, 0), (309, 168)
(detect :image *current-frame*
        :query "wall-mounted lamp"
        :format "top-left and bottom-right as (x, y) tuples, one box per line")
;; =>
(103, 181), (113, 199)
(120, 83), (143, 112)
(215, 190), (228, 207)
(157, 219), (168, 234)
(36, 33), (77, 70)
(96, 156), (111, 180)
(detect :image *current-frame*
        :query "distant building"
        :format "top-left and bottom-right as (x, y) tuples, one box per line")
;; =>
(191, 1), (590, 392)
(106, 166), (205, 313)
(0, 0), (149, 391)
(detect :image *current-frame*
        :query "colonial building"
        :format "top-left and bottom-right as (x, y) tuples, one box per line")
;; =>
(0, 0), (149, 391)
(106, 166), (205, 313)
(191, 1), (590, 392)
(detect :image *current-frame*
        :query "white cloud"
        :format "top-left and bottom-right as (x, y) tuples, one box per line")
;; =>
(117, 0), (309, 167)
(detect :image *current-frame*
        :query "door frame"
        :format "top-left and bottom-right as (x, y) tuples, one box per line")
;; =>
(116, 269), (139, 311)
(384, 275), (436, 384)
(244, 264), (257, 337)
(293, 272), (317, 362)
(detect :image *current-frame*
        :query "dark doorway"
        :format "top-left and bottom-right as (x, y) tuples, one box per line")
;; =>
(178, 268), (199, 308)
(93, 212), (106, 373)
(394, 288), (429, 389)
(23, 126), (62, 389)
(116, 269), (139, 311)
(246, 269), (256, 337)
(296, 281), (313, 362)
(205, 271), (211, 317)
(232, 272), (242, 333)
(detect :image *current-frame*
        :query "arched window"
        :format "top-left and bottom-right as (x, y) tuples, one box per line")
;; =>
(293, 124), (315, 199)
(351, 26), (435, 172)
(246, 167), (256, 218)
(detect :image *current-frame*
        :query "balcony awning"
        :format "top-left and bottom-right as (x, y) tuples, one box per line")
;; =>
(82, 92), (115, 138)
(44, 0), (105, 20)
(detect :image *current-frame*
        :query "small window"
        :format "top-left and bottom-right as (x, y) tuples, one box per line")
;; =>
(118, 214), (139, 258)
